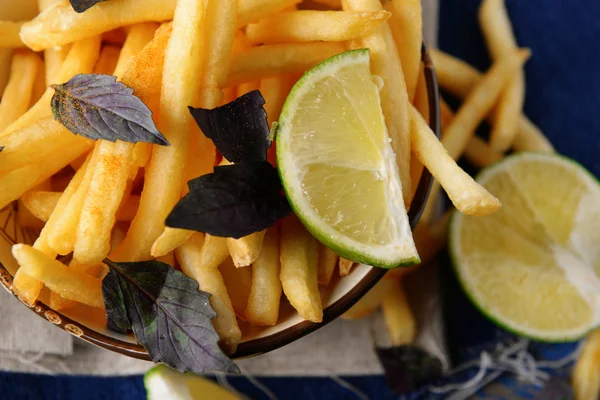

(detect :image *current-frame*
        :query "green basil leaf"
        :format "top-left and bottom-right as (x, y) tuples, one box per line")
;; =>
(69, 0), (108, 13)
(50, 74), (169, 145)
(166, 161), (291, 239)
(189, 90), (271, 163)
(102, 259), (239, 374)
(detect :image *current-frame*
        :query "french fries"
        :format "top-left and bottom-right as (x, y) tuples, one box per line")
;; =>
(226, 42), (345, 86)
(572, 329), (600, 400)
(0, 21), (24, 48)
(93, 45), (121, 75)
(382, 0), (422, 101)
(339, 257), (354, 276)
(19, 0), (177, 51)
(0, 49), (12, 96)
(13, 244), (103, 308)
(237, 0), (302, 27)
(479, 0), (525, 152)
(175, 234), (241, 354)
(246, 10), (391, 44)
(219, 257), (253, 318)
(245, 227), (282, 326)
(317, 244), (338, 286)
(343, 0), (412, 206)
(280, 215), (322, 323)
(381, 282), (416, 346)
(0, 52), (39, 132)
(2, 0), (39, 21)
(465, 136), (504, 168)
(227, 230), (266, 268)
(442, 49), (529, 160)
(409, 104), (500, 216)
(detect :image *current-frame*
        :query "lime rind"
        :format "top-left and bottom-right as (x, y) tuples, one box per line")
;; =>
(449, 152), (600, 342)
(276, 49), (419, 269)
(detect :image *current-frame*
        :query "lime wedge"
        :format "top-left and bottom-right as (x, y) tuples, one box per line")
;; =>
(450, 153), (600, 342)
(276, 49), (418, 269)
(144, 365), (240, 400)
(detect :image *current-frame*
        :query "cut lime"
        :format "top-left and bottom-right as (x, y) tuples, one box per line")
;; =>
(144, 365), (240, 400)
(450, 153), (600, 342)
(276, 49), (418, 269)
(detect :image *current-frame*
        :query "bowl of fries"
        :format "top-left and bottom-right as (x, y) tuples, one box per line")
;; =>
(0, 0), (440, 370)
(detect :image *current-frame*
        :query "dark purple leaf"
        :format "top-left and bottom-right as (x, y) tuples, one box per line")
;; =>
(50, 74), (168, 145)
(189, 90), (271, 163)
(167, 161), (291, 239)
(376, 345), (443, 395)
(102, 259), (239, 374)
(69, 0), (108, 13)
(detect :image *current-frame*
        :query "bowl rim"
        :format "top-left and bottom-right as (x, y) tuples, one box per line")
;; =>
(0, 43), (440, 363)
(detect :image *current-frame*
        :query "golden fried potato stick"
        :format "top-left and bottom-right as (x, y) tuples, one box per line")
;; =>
(339, 257), (354, 276)
(227, 230), (266, 268)
(280, 215), (322, 322)
(0, 21), (24, 48)
(572, 329), (600, 400)
(317, 244), (339, 286)
(93, 45), (121, 75)
(238, 0), (302, 27)
(38, 0), (70, 85)
(443, 49), (529, 160)
(0, 51), (39, 132)
(226, 42), (345, 86)
(311, 0), (342, 8)
(236, 80), (261, 97)
(430, 48), (554, 153)
(1, 36), (101, 137)
(465, 137), (504, 168)
(219, 257), (253, 319)
(382, 281), (416, 345)
(409, 104), (501, 216)
(0, 49), (12, 96)
(12, 244), (104, 308)
(19, 0), (177, 51)
(3, 0), (39, 20)
(74, 23), (157, 266)
(246, 10), (390, 44)
(115, 1), (206, 261)
(245, 227), (283, 326)
(382, 0), (422, 101)
(150, 0), (237, 258)
(343, 0), (412, 206)
(175, 234), (242, 355)
(479, 0), (525, 152)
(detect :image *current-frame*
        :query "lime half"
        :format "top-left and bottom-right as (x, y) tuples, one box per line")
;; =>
(450, 153), (600, 342)
(144, 365), (240, 400)
(276, 49), (418, 269)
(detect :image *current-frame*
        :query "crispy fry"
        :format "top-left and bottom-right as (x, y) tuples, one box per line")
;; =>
(431, 49), (554, 153)
(439, 98), (454, 130)
(20, 0), (177, 51)
(573, 329), (600, 400)
(0, 49), (12, 96)
(12, 244), (104, 308)
(156, 252), (175, 267)
(382, 0), (422, 101)
(0, 21), (24, 48)
(237, 80), (261, 97)
(2, 0), (39, 20)
(238, 0), (302, 27)
(1, 36), (101, 137)
(0, 52), (39, 132)
(339, 257), (354, 276)
(219, 257), (253, 319)
(317, 244), (338, 286)
(116, 1), (205, 261)
(443, 49), (529, 160)
(17, 199), (44, 229)
(465, 136), (504, 168)
(409, 104), (500, 216)
(93, 45), (121, 75)
(74, 24), (156, 266)
(246, 10), (390, 44)
(381, 282), (416, 345)
(44, 45), (71, 86)
(260, 75), (294, 125)
(227, 230), (266, 268)
(413, 211), (449, 266)
(245, 227), (282, 326)
(479, 0), (524, 151)
(226, 42), (345, 86)
(280, 215), (322, 322)
(342, 278), (396, 319)
(151, 0), (238, 257)
(311, 0), (342, 8)
(175, 234), (241, 354)
(343, 0), (411, 205)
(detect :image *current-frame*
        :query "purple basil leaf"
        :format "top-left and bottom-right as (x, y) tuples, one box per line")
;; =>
(376, 345), (443, 395)
(102, 268), (130, 334)
(102, 259), (239, 374)
(69, 0), (108, 13)
(167, 161), (291, 239)
(50, 74), (169, 145)
(189, 90), (271, 163)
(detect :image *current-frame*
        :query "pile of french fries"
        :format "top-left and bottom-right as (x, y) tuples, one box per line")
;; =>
(0, 0), (537, 358)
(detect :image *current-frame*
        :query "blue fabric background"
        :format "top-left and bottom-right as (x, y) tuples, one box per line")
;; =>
(2, 0), (599, 398)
